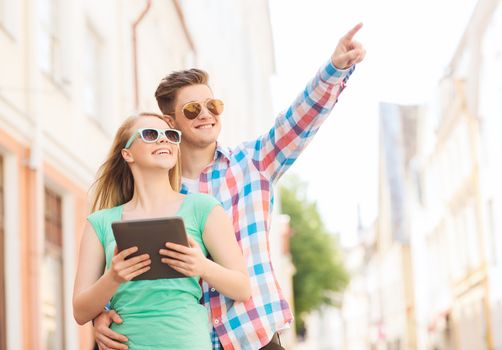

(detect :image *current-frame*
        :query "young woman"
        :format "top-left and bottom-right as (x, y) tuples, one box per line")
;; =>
(73, 113), (250, 349)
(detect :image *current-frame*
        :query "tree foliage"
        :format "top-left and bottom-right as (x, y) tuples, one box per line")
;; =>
(279, 176), (349, 335)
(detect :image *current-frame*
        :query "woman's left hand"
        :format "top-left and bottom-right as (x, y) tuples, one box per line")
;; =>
(160, 236), (209, 277)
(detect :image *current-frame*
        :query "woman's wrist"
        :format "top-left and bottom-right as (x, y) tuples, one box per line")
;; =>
(103, 268), (122, 287)
(199, 257), (213, 280)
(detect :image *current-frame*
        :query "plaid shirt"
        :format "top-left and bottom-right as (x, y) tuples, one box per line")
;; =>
(180, 59), (355, 350)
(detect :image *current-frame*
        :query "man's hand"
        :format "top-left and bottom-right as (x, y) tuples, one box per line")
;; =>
(94, 310), (129, 350)
(331, 23), (366, 70)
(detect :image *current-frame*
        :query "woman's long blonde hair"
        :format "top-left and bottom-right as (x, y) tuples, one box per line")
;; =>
(90, 113), (181, 212)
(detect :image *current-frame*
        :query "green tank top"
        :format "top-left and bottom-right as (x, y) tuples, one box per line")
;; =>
(87, 193), (220, 350)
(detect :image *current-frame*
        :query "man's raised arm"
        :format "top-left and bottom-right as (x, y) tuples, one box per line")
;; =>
(245, 23), (366, 183)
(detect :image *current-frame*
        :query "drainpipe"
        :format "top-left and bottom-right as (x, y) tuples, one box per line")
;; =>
(132, 0), (152, 111)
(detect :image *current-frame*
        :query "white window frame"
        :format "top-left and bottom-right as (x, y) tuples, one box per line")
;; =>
(42, 182), (77, 350)
(37, 0), (65, 85)
(0, 151), (22, 350)
(83, 21), (104, 121)
(0, 0), (19, 39)
(42, 187), (66, 350)
(0, 155), (5, 350)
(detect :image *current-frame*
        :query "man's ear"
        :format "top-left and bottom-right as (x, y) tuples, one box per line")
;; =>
(163, 114), (176, 128)
(121, 149), (134, 163)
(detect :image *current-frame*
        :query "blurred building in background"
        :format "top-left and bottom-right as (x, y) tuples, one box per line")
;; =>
(478, 0), (502, 347)
(339, 0), (502, 349)
(412, 0), (502, 348)
(179, 0), (277, 147)
(376, 103), (420, 350)
(269, 214), (296, 348)
(338, 104), (422, 350)
(340, 226), (372, 350)
(0, 0), (293, 349)
(0, 1), (194, 348)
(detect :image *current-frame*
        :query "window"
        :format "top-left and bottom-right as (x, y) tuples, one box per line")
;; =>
(0, 0), (17, 37)
(83, 23), (103, 119)
(465, 204), (480, 269)
(453, 211), (469, 278)
(0, 156), (6, 350)
(479, 3), (502, 167)
(0, 0), (6, 31)
(455, 49), (471, 81)
(42, 188), (65, 350)
(486, 200), (497, 266)
(37, 0), (62, 82)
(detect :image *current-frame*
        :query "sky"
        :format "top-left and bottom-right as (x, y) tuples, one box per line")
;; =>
(268, 0), (478, 245)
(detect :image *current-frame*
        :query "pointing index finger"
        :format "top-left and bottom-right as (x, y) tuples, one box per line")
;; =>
(344, 22), (363, 41)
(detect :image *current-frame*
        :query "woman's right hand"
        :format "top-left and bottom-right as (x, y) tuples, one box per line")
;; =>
(108, 246), (151, 283)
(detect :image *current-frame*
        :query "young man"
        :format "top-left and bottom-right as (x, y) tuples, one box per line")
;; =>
(93, 23), (365, 350)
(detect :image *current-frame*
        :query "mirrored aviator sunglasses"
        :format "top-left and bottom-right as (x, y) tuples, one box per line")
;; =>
(125, 128), (181, 149)
(181, 99), (224, 120)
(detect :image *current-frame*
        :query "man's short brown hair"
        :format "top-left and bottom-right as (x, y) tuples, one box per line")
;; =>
(155, 68), (209, 116)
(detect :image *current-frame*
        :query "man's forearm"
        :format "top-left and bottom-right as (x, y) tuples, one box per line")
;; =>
(247, 60), (355, 183)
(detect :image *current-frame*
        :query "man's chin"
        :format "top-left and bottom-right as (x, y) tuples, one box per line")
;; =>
(186, 134), (219, 149)
(184, 137), (217, 150)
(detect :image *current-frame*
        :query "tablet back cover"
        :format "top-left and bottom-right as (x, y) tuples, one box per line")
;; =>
(112, 217), (189, 280)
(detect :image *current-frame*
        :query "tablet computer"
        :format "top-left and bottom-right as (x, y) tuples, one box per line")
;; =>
(111, 217), (189, 280)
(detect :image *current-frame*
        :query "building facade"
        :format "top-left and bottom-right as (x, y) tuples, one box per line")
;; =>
(179, 0), (277, 147)
(418, 0), (501, 348)
(338, 1), (502, 349)
(0, 0), (283, 349)
(0, 1), (194, 348)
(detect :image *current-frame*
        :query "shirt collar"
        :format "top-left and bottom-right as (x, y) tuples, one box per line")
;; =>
(214, 142), (231, 161)
(181, 143), (231, 194)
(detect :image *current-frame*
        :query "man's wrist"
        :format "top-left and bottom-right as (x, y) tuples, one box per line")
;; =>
(331, 57), (352, 72)
(320, 58), (352, 83)
(91, 306), (111, 326)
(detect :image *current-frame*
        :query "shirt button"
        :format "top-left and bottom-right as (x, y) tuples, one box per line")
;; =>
(214, 319), (220, 325)
(211, 288), (216, 292)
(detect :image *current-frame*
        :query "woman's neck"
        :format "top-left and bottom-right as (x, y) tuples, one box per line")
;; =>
(127, 169), (181, 214)
(180, 142), (217, 179)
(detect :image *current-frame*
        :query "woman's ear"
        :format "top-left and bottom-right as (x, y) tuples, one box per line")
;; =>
(121, 148), (134, 163)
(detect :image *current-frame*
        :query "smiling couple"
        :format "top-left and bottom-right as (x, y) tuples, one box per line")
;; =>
(73, 23), (366, 350)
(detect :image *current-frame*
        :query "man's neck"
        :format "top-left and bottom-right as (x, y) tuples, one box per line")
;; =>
(180, 142), (217, 179)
